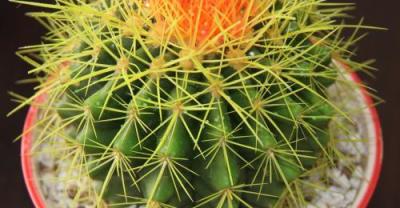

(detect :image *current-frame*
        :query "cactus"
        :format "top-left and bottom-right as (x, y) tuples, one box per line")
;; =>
(11, 0), (376, 207)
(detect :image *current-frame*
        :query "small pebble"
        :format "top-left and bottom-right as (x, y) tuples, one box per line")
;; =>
(345, 189), (357, 203)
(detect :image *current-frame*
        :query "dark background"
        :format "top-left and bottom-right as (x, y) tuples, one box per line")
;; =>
(0, 0), (399, 207)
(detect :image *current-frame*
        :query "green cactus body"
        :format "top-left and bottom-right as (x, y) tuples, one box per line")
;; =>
(12, 0), (375, 207)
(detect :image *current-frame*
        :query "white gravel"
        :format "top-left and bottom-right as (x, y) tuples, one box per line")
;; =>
(302, 71), (374, 208)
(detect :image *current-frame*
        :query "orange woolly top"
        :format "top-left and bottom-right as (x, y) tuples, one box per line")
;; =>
(147, 0), (259, 48)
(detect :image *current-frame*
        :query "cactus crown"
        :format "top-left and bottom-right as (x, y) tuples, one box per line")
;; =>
(11, 0), (377, 207)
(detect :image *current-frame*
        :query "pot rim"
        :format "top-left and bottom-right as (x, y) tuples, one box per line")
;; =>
(20, 63), (383, 208)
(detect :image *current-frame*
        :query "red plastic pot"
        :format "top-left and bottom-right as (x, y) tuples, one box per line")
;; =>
(21, 61), (383, 208)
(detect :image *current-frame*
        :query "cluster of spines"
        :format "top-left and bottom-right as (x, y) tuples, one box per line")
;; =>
(10, 0), (375, 207)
